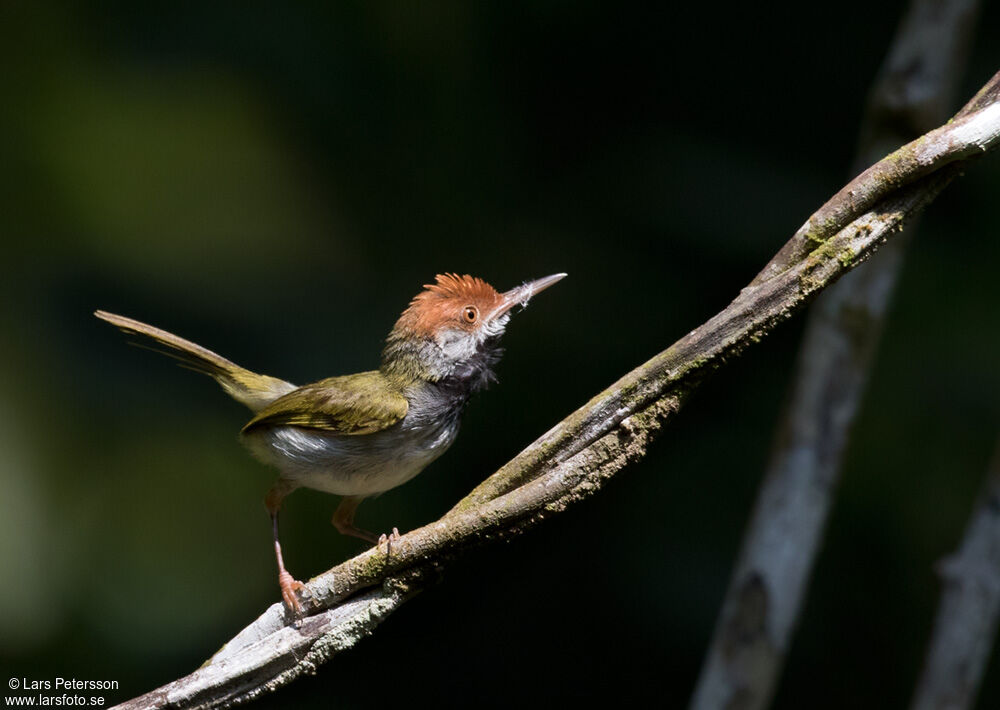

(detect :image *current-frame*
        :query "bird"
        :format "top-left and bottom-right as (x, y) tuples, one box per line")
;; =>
(95, 272), (565, 613)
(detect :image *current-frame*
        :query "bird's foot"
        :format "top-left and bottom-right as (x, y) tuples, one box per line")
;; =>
(278, 569), (306, 614)
(377, 527), (401, 556)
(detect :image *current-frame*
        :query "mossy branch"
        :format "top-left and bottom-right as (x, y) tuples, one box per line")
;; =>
(751, 60), (998, 287)
(113, 67), (1000, 710)
(690, 1), (982, 707)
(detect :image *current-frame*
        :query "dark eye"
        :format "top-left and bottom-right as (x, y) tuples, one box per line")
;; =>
(462, 306), (479, 323)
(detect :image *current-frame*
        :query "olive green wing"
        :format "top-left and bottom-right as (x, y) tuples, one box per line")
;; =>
(241, 371), (408, 436)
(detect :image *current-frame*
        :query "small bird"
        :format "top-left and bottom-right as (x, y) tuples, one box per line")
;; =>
(95, 272), (565, 612)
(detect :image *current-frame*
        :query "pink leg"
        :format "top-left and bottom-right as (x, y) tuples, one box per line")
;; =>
(331, 495), (378, 543)
(265, 481), (305, 614)
(332, 496), (401, 554)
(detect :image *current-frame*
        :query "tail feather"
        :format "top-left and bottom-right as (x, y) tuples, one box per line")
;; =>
(94, 310), (295, 412)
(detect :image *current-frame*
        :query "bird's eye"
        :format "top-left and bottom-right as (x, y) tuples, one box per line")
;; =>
(462, 306), (479, 323)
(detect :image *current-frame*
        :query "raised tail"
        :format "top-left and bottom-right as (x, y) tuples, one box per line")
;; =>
(94, 310), (296, 413)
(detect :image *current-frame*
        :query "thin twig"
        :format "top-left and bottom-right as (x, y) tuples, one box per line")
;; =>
(114, 66), (1000, 709)
(689, 2), (981, 709)
(910, 440), (1000, 710)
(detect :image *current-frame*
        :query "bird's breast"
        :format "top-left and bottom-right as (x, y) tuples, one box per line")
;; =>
(242, 401), (462, 497)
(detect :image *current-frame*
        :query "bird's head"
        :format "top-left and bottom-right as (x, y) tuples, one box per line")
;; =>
(381, 273), (565, 390)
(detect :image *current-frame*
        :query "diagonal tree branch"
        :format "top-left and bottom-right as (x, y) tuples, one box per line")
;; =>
(911, 438), (1000, 710)
(751, 9), (990, 289)
(113, 67), (1000, 709)
(689, 2), (982, 708)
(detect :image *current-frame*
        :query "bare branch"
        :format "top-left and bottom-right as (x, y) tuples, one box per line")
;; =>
(114, 64), (1000, 710)
(910, 441), (1000, 710)
(689, 2), (982, 709)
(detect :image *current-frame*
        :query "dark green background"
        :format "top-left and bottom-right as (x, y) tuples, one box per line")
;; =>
(3, 2), (1000, 707)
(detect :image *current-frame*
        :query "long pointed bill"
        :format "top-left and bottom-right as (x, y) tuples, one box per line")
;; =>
(490, 273), (567, 320)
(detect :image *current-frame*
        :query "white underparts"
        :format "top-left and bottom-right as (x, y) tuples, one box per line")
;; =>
(241, 410), (460, 496)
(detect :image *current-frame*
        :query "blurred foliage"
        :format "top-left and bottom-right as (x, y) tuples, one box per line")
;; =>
(1, 1), (999, 708)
